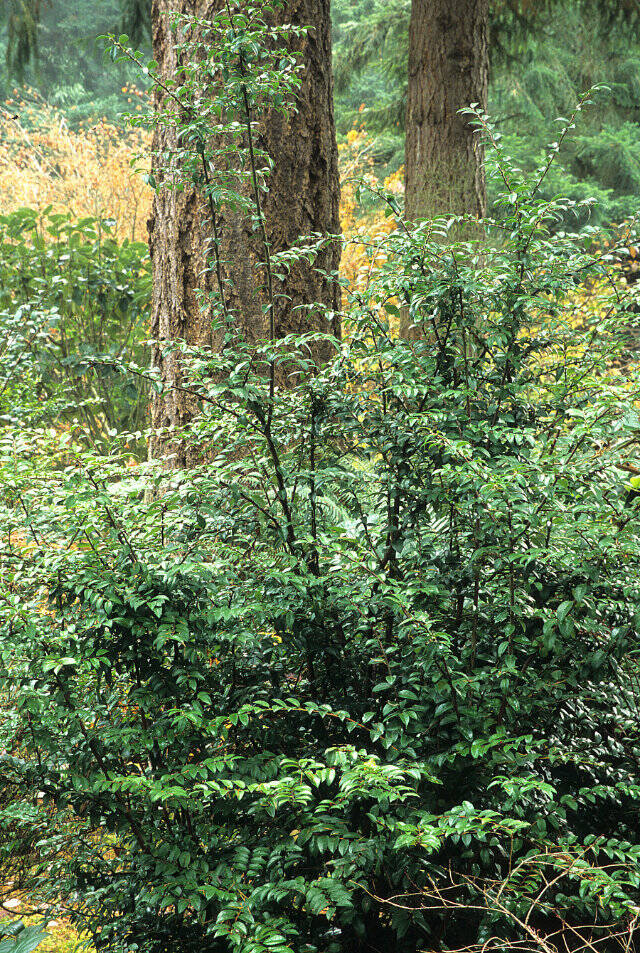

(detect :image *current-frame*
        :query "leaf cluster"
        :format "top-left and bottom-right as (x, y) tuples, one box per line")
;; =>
(0, 208), (150, 448)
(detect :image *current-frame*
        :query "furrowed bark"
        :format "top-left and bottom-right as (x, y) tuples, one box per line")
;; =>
(404, 0), (488, 223)
(148, 0), (341, 465)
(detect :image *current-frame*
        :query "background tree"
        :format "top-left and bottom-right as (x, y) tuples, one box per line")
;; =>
(0, 0), (150, 121)
(333, 0), (640, 223)
(3, 0), (150, 78)
(404, 0), (488, 221)
(148, 0), (341, 465)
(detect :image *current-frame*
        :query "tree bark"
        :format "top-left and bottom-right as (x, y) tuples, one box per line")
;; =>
(148, 0), (341, 465)
(404, 0), (488, 223)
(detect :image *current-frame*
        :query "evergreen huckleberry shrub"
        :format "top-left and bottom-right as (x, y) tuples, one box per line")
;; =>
(1, 7), (640, 953)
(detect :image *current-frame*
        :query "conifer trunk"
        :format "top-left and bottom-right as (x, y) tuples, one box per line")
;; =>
(404, 0), (488, 222)
(148, 0), (341, 465)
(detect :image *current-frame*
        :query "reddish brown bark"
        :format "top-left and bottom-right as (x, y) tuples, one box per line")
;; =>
(148, 0), (341, 465)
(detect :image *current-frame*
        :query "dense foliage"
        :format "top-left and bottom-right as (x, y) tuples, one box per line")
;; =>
(0, 209), (150, 445)
(1, 6), (640, 952)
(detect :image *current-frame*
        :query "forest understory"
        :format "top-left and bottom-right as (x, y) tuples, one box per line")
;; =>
(1, 2), (640, 953)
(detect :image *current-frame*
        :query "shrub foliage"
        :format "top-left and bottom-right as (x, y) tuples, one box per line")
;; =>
(0, 207), (150, 444)
(1, 5), (640, 953)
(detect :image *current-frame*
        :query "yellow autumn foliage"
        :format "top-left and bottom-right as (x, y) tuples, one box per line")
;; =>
(0, 92), (401, 312)
(338, 126), (406, 335)
(338, 126), (403, 298)
(0, 90), (152, 242)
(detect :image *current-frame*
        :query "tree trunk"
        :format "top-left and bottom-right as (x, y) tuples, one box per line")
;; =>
(148, 0), (341, 466)
(404, 0), (488, 223)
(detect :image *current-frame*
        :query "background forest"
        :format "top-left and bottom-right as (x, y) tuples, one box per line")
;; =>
(1, 2), (640, 953)
(2, 0), (640, 223)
